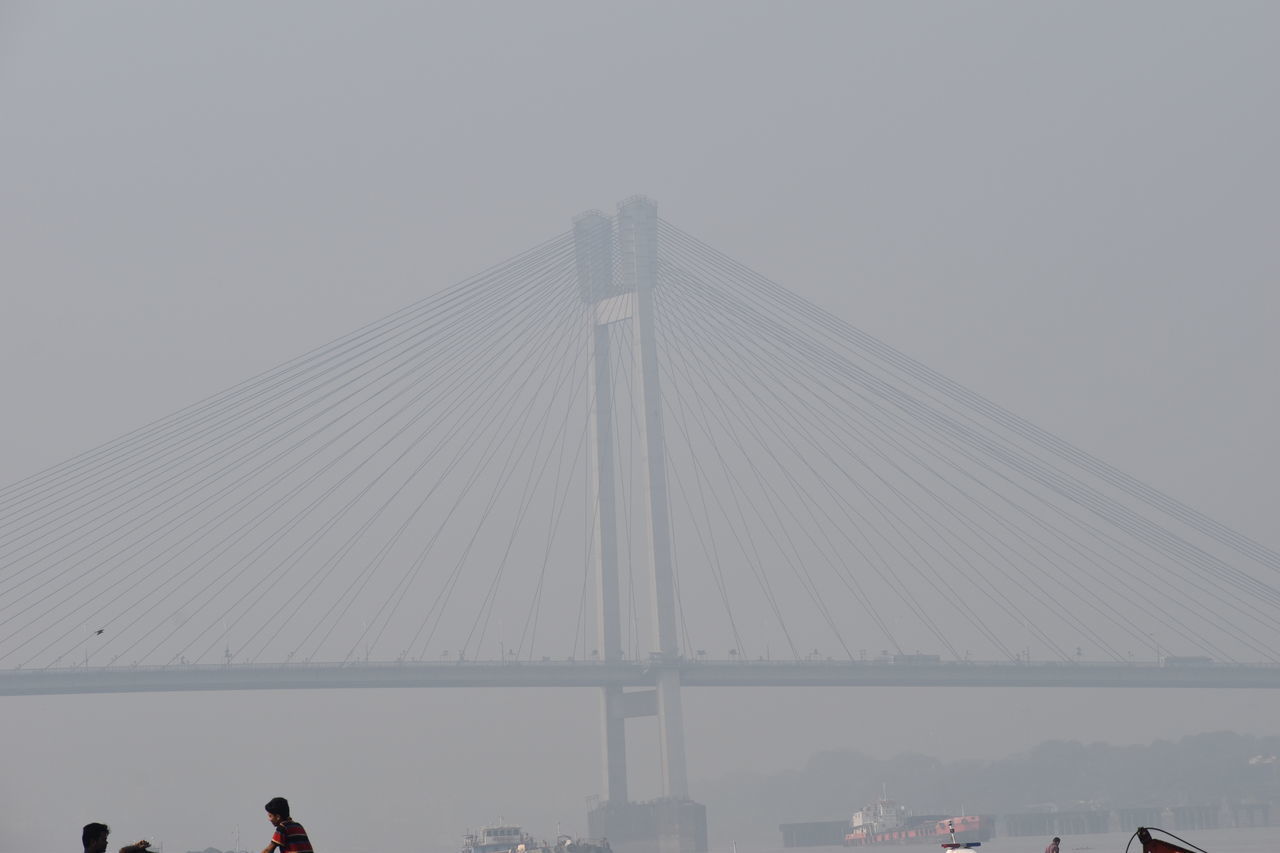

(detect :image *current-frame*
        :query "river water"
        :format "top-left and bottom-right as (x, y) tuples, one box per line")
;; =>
(720, 827), (1278, 853)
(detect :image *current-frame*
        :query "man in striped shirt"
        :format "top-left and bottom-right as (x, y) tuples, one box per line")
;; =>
(261, 797), (314, 853)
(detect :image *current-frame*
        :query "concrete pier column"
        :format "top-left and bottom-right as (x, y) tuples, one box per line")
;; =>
(617, 195), (689, 802)
(575, 210), (628, 804)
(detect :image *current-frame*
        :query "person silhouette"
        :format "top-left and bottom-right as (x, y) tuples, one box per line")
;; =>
(81, 823), (150, 853)
(261, 797), (315, 853)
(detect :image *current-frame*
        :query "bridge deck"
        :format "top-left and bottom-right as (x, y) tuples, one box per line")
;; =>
(3, 659), (1279, 696)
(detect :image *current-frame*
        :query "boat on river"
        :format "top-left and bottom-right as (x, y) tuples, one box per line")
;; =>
(462, 825), (611, 853)
(463, 826), (534, 853)
(844, 800), (992, 846)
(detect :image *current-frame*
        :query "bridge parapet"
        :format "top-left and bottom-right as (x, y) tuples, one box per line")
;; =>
(6, 659), (1280, 697)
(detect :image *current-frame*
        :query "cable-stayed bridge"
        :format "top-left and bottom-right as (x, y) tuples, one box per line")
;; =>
(3, 197), (1279, 851)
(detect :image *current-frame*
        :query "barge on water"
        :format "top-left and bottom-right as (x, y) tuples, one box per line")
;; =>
(844, 800), (993, 846)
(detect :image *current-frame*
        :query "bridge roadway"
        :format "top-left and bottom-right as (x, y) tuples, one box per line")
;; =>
(4, 658), (1280, 696)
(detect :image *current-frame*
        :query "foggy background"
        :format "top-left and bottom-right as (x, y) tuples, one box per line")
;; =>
(2, 3), (1278, 853)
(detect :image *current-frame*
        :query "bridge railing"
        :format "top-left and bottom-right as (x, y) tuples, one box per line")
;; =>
(10, 656), (1280, 674)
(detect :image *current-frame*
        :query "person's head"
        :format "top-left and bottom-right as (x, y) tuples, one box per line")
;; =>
(265, 797), (291, 826)
(83, 823), (110, 853)
(1053, 839), (1061, 845)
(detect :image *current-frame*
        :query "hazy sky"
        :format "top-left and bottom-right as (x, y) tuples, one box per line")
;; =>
(2, 3), (1278, 853)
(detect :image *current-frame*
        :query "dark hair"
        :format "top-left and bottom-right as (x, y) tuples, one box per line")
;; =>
(265, 797), (291, 818)
(83, 824), (110, 849)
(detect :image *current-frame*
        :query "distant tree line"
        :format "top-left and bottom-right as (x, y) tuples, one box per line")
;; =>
(699, 732), (1280, 844)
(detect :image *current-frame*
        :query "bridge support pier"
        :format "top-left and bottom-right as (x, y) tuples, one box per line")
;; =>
(576, 198), (703, 853)
(576, 210), (630, 804)
(618, 196), (690, 805)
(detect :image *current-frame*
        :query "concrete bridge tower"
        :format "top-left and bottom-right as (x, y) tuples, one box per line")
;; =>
(574, 197), (707, 853)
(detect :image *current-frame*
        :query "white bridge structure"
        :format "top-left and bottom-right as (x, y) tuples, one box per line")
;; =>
(4, 197), (1279, 853)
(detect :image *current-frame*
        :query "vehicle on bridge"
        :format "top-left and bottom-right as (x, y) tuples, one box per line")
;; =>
(1162, 656), (1214, 667)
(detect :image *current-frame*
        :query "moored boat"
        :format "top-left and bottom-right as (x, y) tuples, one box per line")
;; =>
(462, 825), (611, 853)
(844, 800), (992, 846)
(463, 826), (535, 853)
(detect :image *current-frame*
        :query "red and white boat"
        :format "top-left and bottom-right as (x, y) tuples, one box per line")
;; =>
(843, 800), (992, 847)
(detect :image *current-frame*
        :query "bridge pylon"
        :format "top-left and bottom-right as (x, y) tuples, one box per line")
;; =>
(574, 197), (705, 853)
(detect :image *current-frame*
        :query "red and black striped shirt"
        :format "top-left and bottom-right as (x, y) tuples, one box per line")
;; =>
(271, 820), (314, 853)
